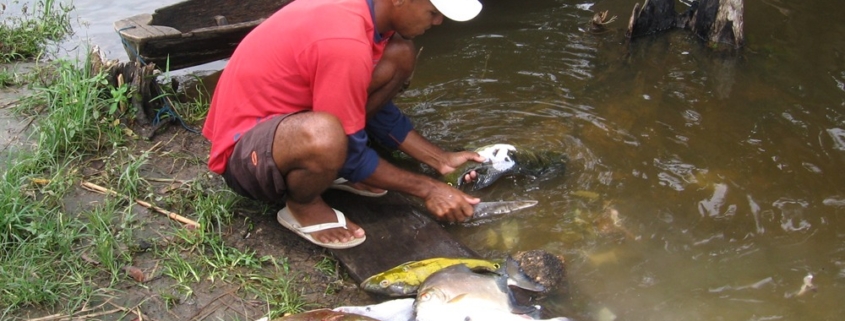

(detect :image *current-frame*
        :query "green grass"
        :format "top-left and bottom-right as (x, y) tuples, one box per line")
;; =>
(0, 51), (127, 316)
(0, 0), (73, 63)
(0, 68), (16, 87)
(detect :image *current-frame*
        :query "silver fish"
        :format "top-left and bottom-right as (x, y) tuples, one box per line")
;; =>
(413, 257), (569, 321)
(472, 200), (538, 221)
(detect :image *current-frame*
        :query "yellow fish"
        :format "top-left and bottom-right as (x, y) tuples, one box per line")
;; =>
(360, 257), (501, 297)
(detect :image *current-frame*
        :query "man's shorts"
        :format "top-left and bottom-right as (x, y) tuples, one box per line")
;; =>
(222, 113), (300, 205)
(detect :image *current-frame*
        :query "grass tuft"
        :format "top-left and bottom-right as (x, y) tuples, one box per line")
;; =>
(0, 0), (73, 63)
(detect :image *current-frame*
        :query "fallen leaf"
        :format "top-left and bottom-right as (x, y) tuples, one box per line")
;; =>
(124, 266), (145, 282)
(30, 178), (50, 185)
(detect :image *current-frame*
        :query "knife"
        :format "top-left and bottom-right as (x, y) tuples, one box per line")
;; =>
(470, 200), (538, 221)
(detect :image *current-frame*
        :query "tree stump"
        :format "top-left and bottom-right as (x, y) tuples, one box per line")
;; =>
(89, 47), (177, 139)
(626, 0), (744, 49)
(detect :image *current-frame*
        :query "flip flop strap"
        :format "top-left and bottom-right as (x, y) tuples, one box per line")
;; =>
(297, 209), (348, 234)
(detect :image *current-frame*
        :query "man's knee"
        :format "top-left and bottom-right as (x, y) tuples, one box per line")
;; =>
(296, 112), (345, 152)
(275, 112), (347, 168)
(382, 35), (416, 80)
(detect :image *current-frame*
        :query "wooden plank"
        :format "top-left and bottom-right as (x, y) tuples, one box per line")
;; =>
(321, 190), (479, 284)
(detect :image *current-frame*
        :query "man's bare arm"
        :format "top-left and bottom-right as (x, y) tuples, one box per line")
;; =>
(397, 130), (485, 175)
(360, 158), (478, 222)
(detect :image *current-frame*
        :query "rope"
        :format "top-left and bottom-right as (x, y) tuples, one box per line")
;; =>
(115, 26), (199, 134)
(151, 88), (200, 134)
(116, 26), (147, 65)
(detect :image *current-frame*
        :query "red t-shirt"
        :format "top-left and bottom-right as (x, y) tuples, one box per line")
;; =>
(203, 0), (388, 174)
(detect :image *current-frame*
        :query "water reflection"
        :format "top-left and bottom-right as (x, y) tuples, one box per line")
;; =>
(408, 0), (845, 320)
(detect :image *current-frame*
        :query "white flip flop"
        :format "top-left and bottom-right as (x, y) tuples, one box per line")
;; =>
(276, 207), (366, 249)
(329, 178), (388, 197)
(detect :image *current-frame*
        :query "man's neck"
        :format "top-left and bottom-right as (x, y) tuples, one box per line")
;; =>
(371, 0), (392, 37)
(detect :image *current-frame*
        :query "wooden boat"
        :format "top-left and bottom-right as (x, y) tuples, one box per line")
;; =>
(114, 0), (293, 70)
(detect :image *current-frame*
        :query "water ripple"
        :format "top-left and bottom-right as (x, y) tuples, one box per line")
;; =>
(772, 198), (811, 232)
(653, 157), (698, 191)
(827, 128), (845, 151)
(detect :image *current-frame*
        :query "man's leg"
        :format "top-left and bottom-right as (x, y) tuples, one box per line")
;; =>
(334, 34), (416, 194)
(367, 34), (416, 117)
(272, 112), (365, 244)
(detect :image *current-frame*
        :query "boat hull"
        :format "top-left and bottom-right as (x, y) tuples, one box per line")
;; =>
(114, 0), (293, 70)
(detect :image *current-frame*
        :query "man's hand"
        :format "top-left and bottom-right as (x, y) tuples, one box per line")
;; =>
(436, 151), (486, 186)
(437, 151), (486, 175)
(423, 182), (481, 222)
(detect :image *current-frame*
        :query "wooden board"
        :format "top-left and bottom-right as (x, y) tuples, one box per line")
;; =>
(321, 190), (479, 284)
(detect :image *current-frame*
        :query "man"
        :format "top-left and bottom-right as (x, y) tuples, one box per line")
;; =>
(203, 0), (484, 249)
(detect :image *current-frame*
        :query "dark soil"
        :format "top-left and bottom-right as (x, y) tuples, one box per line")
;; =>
(100, 124), (377, 321)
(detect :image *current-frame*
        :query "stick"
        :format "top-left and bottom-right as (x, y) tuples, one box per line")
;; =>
(26, 300), (116, 321)
(81, 181), (200, 228)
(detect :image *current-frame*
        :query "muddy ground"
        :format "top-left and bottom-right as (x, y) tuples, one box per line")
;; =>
(94, 124), (376, 321)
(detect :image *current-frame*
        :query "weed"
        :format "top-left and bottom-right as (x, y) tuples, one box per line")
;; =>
(202, 236), (265, 282)
(0, 69), (16, 87)
(241, 272), (306, 318)
(162, 248), (201, 299)
(16, 58), (126, 157)
(116, 151), (150, 199)
(0, 155), (96, 315)
(175, 75), (211, 124)
(315, 256), (338, 277)
(85, 199), (133, 283)
(107, 82), (130, 116)
(0, 0), (73, 63)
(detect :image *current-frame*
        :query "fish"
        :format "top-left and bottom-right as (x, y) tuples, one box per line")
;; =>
(444, 144), (519, 191)
(413, 257), (569, 321)
(265, 308), (380, 321)
(333, 298), (414, 321)
(444, 143), (567, 191)
(360, 257), (502, 297)
(471, 200), (538, 221)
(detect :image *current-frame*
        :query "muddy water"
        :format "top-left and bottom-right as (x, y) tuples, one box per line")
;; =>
(41, 0), (845, 320)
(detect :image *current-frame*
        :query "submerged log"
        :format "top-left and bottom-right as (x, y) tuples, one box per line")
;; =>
(625, 0), (678, 38)
(690, 0), (744, 48)
(626, 0), (744, 49)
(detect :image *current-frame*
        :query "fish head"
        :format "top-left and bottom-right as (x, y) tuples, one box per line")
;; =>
(360, 274), (417, 297)
(476, 144), (518, 169)
(417, 286), (448, 304)
(413, 286), (450, 316)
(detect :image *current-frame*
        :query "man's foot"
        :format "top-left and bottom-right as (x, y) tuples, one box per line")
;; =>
(285, 202), (365, 244)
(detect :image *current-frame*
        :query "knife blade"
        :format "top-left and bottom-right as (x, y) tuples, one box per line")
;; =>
(470, 200), (538, 221)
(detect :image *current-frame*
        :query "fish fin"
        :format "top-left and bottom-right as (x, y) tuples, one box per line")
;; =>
(509, 302), (539, 316)
(446, 293), (469, 304)
(505, 255), (546, 293)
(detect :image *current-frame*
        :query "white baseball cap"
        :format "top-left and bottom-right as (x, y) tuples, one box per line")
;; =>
(430, 0), (483, 22)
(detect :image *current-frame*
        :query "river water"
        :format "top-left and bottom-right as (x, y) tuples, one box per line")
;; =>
(11, 0), (845, 320)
